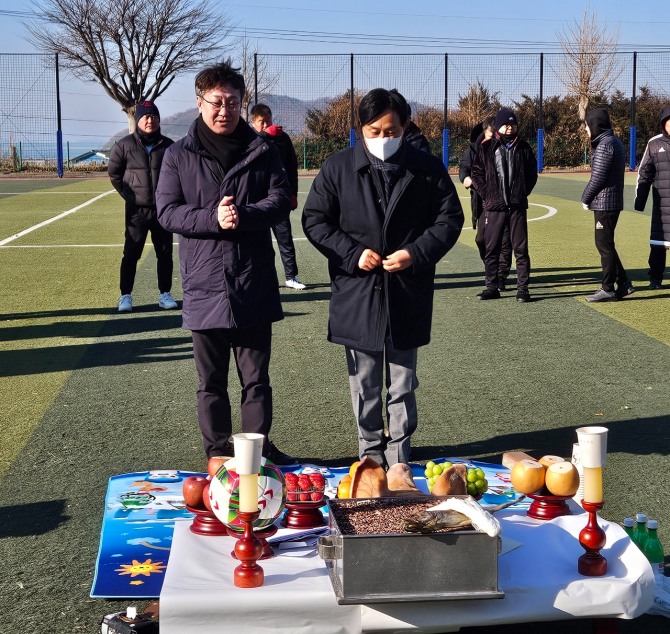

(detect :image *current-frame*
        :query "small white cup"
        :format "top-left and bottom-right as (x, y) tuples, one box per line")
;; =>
(575, 426), (608, 468)
(232, 433), (264, 474)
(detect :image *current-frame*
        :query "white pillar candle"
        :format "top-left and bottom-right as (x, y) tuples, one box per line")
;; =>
(238, 473), (259, 513)
(582, 467), (603, 503)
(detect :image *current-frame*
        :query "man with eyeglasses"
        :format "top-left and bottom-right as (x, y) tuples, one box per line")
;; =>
(156, 60), (297, 468)
(108, 101), (177, 313)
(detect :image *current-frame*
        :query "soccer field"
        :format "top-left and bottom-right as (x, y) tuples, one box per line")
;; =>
(0, 173), (668, 632)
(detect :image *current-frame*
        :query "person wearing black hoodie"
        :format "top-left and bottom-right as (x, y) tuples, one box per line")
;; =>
(459, 116), (512, 289)
(581, 108), (634, 302)
(634, 104), (670, 289)
(471, 108), (537, 302)
(108, 101), (176, 313)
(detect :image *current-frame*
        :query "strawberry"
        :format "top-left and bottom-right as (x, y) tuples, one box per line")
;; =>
(287, 492), (298, 502)
(299, 492), (310, 501)
(310, 491), (323, 502)
(309, 473), (325, 490)
(284, 473), (299, 492)
(298, 474), (312, 492)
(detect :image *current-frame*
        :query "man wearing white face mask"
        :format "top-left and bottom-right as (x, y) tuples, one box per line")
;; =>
(302, 88), (464, 467)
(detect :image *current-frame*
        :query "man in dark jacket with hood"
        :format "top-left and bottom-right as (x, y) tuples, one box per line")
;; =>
(302, 88), (463, 467)
(471, 108), (537, 302)
(634, 104), (670, 289)
(108, 101), (176, 313)
(459, 116), (512, 289)
(156, 61), (296, 468)
(581, 108), (634, 302)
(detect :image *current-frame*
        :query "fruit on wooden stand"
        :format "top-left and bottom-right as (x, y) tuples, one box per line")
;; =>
(202, 482), (212, 511)
(207, 455), (231, 478)
(285, 470), (326, 502)
(182, 475), (209, 509)
(544, 461), (580, 497)
(539, 455), (564, 470)
(510, 459), (546, 494)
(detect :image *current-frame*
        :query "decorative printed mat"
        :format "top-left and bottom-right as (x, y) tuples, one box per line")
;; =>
(91, 460), (518, 598)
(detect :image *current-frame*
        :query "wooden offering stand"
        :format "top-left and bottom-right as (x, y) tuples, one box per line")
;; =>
(526, 491), (572, 521)
(282, 499), (327, 529)
(578, 500), (607, 576)
(234, 510), (264, 588)
(186, 504), (230, 536)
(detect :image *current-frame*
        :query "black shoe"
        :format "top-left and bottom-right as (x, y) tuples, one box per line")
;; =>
(265, 442), (298, 466)
(615, 283), (635, 300)
(477, 288), (500, 300)
(649, 280), (663, 290)
(498, 278), (507, 292)
(516, 289), (531, 303)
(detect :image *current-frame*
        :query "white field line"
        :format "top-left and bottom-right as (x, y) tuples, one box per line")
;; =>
(0, 190), (115, 246)
(0, 237), (311, 248)
(458, 197), (558, 229)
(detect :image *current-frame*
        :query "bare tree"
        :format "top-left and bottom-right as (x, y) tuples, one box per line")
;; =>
(28, 0), (233, 131)
(237, 37), (280, 120)
(556, 9), (622, 122)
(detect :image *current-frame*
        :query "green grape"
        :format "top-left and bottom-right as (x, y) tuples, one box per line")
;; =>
(424, 467), (433, 478)
(467, 483), (477, 496)
(425, 461), (436, 470)
(475, 478), (487, 492)
(474, 468), (485, 480)
(432, 464), (443, 477)
(466, 469), (477, 483)
(442, 461), (453, 470)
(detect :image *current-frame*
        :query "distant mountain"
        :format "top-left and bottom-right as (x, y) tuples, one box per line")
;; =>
(104, 94), (331, 148)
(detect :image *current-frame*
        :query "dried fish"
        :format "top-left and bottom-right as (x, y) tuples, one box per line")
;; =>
(403, 495), (526, 534)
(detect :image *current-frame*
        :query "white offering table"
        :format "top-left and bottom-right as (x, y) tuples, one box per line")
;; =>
(159, 508), (655, 634)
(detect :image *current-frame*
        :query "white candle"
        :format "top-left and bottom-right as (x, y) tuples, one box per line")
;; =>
(582, 467), (603, 503)
(238, 473), (259, 513)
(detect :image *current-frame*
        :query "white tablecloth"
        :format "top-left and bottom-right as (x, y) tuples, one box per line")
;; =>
(160, 509), (655, 634)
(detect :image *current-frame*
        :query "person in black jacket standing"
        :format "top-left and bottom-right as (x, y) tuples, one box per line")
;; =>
(581, 108), (634, 302)
(634, 104), (670, 289)
(471, 108), (537, 302)
(303, 88), (463, 467)
(250, 103), (306, 290)
(108, 101), (177, 312)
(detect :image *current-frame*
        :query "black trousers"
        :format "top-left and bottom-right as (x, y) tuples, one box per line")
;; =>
(191, 324), (273, 458)
(120, 204), (173, 294)
(648, 245), (667, 282)
(594, 211), (628, 292)
(475, 213), (512, 280)
(483, 208), (529, 290)
(272, 217), (298, 279)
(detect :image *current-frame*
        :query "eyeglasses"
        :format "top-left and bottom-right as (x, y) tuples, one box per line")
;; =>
(198, 94), (241, 112)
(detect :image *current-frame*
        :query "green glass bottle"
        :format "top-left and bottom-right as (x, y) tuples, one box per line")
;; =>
(622, 517), (634, 537)
(633, 513), (648, 550)
(643, 520), (665, 579)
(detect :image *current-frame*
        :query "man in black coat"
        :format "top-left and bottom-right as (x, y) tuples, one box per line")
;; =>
(302, 88), (463, 467)
(581, 108), (634, 302)
(108, 101), (176, 312)
(471, 108), (537, 302)
(634, 104), (670, 289)
(250, 103), (306, 290)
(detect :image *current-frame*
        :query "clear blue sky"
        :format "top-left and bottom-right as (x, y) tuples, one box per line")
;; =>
(1, 0), (668, 145)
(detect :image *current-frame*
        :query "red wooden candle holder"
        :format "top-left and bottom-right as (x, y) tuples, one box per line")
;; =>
(578, 500), (607, 576)
(228, 523), (278, 560)
(234, 510), (264, 588)
(526, 491), (572, 521)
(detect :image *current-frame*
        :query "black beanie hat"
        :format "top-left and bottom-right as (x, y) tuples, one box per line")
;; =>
(495, 108), (517, 129)
(135, 101), (160, 124)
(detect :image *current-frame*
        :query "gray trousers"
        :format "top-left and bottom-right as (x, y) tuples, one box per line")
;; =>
(345, 342), (419, 467)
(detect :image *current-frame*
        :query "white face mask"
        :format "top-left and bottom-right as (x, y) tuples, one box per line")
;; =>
(364, 135), (402, 161)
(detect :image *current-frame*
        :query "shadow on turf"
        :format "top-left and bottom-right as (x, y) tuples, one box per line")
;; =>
(0, 499), (69, 537)
(410, 415), (670, 464)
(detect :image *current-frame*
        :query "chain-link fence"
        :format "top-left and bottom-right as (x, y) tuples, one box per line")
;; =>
(0, 53), (61, 175)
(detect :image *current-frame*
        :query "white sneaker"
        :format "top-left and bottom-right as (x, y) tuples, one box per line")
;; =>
(118, 294), (133, 313)
(158, 291), (178, 310)
(285, 277), (306, 290)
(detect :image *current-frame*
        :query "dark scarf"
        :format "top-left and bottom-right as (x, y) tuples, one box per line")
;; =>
(364, 142), (406, 211)
(137, 129), (161, 146)
(196, 116), (246, 172)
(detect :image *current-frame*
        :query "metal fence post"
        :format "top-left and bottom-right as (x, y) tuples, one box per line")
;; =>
(443, 53), (449, 168)
(630, 51), (637, 170)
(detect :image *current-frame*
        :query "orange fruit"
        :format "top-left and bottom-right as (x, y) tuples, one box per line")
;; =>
(337, 475), (352, 499)
(349, 461), (360, 479)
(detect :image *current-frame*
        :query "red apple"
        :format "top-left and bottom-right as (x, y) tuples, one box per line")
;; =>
(207, 456), (231, 478)
(182, 475), (208, 509)
(202, 482), (212, 511)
